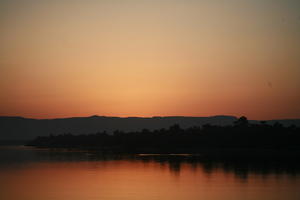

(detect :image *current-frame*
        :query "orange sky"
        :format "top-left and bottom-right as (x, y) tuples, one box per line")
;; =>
(0, 0), (300, 120)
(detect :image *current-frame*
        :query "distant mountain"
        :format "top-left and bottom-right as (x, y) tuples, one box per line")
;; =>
(0, 115), (299, 140)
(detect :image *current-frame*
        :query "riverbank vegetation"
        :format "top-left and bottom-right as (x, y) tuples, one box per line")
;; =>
(27, 117), (300, 158)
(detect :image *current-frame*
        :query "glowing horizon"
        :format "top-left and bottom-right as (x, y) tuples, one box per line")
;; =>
(1, 0), (300, 120)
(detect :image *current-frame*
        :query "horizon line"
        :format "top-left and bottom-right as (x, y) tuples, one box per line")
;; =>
(1, 115), (300, 121)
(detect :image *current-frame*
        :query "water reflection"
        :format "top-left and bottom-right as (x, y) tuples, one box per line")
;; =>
(0, 146), (300, 200)
(1, 146), (300, 179)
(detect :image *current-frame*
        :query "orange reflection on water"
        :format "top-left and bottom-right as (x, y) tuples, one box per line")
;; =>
(1, 160), (300, 200)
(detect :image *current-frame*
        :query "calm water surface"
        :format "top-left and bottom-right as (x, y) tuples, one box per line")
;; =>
(0, 146), (300, 200)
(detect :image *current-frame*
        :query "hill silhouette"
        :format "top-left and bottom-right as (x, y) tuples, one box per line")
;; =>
(27, 116), (300, 158)
(1, 115), (300, 140)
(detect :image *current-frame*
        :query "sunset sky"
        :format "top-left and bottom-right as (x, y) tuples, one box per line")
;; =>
(0, 0), (300, 120)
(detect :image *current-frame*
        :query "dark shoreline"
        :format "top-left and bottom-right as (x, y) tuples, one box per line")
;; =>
(25, 117), (300, 160)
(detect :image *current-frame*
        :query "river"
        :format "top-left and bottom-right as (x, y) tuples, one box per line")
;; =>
(0, 145), (299, 200)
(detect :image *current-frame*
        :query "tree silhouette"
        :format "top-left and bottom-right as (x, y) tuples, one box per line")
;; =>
(26, 115), (300, 159)
(234, 116), (249, 127)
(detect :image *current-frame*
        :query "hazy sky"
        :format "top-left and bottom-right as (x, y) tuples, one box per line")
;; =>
(1, 0), (300, 119)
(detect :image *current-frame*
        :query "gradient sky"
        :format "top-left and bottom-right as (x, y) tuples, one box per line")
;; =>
(0, 0), (300, 119)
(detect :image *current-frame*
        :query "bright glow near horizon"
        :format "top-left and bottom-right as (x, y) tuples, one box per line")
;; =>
(0, 0), (300, 119)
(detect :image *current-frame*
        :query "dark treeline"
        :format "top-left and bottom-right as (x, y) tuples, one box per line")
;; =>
(27, 117), (300, 157)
